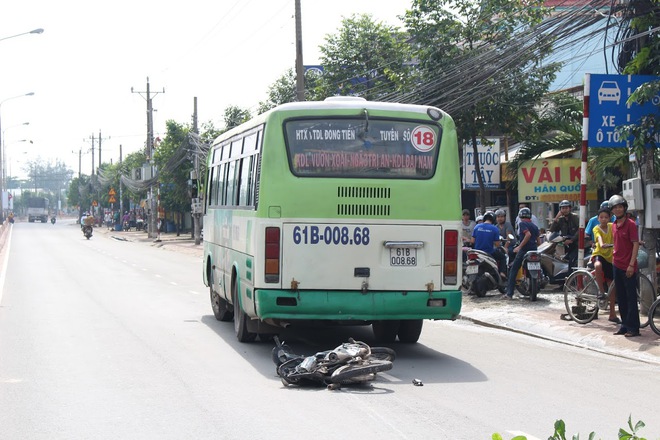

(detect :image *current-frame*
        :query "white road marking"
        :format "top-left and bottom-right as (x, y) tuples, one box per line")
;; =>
(376, 372), (400, 382)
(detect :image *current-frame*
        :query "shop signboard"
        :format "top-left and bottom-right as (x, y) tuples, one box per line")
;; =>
(463, 138), (500, 189)
(518, 158), (596, 202)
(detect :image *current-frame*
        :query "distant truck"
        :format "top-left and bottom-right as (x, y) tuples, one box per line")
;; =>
(27, 197), (49, 223)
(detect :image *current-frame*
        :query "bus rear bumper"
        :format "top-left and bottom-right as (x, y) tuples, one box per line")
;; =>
(255, 289), (462, 321)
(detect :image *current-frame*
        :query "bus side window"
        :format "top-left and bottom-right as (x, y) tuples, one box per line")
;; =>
(207, 167), (215, 207)
(238, 155), (254, 207)
(217, 163), (226, 205)
(225, 161), (237, 206)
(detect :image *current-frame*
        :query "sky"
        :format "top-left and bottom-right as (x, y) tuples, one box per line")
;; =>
(0, 0), (411, 180)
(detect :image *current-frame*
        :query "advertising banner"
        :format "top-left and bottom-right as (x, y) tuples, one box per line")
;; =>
(463, 138), (500, 189)
(517, 158), (596, 202)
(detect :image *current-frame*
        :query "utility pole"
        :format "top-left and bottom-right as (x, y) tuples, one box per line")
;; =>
(119, 144), (123, 216)
(295, 0), (305, 101)
(132, 77), (164, 239)
(89, 133), (95, 175)
(191, 97), (202, 245)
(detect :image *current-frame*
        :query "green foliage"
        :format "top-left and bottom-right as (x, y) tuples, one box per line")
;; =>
(492, 416), (649, 440)
(258, 69), (297, 114)
(154, 120), (192, 214)
(315, 13), (412, 100)
(404, 0), (559, 210)
(222, 106), (251, 133)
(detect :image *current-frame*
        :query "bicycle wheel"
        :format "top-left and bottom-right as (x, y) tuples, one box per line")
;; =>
(638, 275), (656, 329)
(648, 298), (660, 336)
(563, 270), (600, 324)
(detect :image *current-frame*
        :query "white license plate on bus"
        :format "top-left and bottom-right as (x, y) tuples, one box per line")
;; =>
(527, 262), (541, 271)
(390, 248), (417, 266)
(465, 264), (479, 275)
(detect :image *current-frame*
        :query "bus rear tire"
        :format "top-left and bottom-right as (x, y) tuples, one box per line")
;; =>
(372, 321), (399, 343)
(397, 319), (423, 343)
(232, 278), (256, 343)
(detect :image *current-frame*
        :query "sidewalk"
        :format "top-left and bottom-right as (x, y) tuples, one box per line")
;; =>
(97, 225), (660, 364)
(460, 291), (660, 365)
(99, 226), (203, 258)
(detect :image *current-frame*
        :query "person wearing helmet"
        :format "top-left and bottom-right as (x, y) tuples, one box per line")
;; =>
(585, 200), (612, 245)
(504, 207), (540, 299)
(471, 211), (507, 278)
(515, 203), (540, 229)
(549, 200), (579, 269)
(494, 209), (515, 259)
(609, 194), (641, 337)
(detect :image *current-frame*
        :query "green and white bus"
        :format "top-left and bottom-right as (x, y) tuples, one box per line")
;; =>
(203, 97), (462, 343)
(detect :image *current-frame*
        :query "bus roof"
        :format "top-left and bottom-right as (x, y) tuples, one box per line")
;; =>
(214, 97), (449, 144)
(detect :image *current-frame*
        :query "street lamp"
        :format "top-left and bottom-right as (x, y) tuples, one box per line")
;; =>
(2, 122), (30, 188)
(0, 92), (35, 220)
(0, 28), (44, 42)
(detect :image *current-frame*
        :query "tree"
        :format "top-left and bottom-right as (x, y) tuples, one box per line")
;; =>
(403, 0), (560, 211)
(258, 69), (297, 113)
(154, 120), (193, 233)
(222, 106), (251, 133)
(315, 14), (412, 100)
(23, 158), (74, 211)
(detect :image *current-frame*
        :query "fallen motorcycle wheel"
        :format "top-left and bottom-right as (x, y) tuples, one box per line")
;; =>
(369, 347), (396, 362)
(329, 360), (393, 384)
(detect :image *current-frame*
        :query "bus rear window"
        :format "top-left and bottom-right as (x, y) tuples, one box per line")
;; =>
(284, 118), (440, 178)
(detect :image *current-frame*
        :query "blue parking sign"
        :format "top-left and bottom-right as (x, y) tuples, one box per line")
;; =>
(588, 74), (659, 148)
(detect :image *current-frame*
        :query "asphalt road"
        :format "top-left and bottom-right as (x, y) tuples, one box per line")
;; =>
(1, 219), (658, 439)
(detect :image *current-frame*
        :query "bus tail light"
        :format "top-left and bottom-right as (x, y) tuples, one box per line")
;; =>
(265, 227), (280, 283)
(443, 230), (458, 285)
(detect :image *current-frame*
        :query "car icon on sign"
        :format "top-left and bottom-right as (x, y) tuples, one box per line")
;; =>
(598, 81), (621, 105)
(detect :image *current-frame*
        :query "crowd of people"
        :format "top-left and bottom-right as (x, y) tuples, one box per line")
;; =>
(462, 195), (643, 337)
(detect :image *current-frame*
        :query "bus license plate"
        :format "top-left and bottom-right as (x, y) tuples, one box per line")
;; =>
(465, 264), (479, 275)
(527, 262), (541, 271)
(390, 248), (417, 266)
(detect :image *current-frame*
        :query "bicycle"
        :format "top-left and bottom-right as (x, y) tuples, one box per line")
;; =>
(563, 268), (656, 325)
(648, 295), (660, 336)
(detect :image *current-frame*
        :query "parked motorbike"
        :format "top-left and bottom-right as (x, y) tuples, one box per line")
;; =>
(515, 249), (544, 301)
(272, 337), (395, 389)
(463, 243), (508, 297)
(82, 225), (93, 240)
(50, 216), (56, 225)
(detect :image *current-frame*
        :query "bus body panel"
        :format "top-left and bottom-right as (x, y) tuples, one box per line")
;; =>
(280, 222), (442, 291)
(254, 289), (462, 321)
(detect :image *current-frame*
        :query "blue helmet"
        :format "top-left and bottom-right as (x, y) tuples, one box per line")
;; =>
(518, 207), (532, 219)
(600, 200), (610, 209)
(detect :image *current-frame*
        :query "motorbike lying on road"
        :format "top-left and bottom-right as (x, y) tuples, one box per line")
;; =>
(82, 225), (93, 239)
(272, 337), (395, 389)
